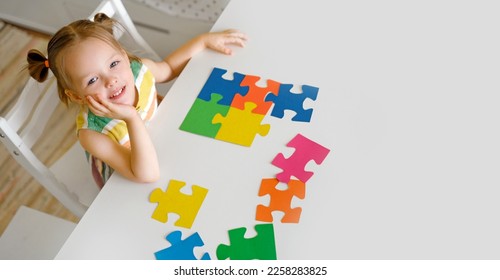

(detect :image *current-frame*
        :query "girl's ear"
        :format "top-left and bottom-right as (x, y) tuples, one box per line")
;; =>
(65, 89), (85, 104)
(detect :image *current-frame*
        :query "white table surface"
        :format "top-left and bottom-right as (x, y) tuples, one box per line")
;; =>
(56, 0), (500, 259)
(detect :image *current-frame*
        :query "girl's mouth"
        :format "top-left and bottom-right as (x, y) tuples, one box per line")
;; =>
(110, 86), (125, 100)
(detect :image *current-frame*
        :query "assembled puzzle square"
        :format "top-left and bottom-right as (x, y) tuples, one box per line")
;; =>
(179, 67), (320, 147)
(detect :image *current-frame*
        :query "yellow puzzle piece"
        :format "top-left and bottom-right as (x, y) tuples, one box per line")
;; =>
(212, 102), (270, 147)
(149, 179), (208, 229)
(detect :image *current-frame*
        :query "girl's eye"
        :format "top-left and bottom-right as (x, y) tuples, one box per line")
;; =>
(110, 61), (119, 68)
(87, 77), (98, 86)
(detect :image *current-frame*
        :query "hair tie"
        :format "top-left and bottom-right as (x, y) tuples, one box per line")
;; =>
(44, 59), (49, 68)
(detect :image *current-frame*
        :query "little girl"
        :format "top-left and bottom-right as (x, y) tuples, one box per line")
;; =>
(27, 13), (247, 188)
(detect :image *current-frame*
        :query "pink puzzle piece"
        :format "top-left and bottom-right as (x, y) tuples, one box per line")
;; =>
(272, 133), (330, 183)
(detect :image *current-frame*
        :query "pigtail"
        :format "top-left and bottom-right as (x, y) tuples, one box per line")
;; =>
(26, 49), (50, 83)
(93, 13), (116, 35)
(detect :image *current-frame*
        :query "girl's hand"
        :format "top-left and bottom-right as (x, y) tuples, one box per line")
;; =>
(86, 95), (138, 121)
(146, 29), (248, 83)
(204, 29), (248, 55)
(80, 94), (160, 184)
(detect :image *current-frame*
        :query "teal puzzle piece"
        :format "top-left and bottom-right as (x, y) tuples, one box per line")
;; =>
(155, 231), (211, 260)
(197, 67), (249, 106)
(265, 84), (319, 122)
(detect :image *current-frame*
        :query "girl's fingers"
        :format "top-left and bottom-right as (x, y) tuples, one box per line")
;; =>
(226, 37), (246, 47)
(222, 30), (248, 43)
(87, 96), (109, 116)
(228, 32), (248, 41)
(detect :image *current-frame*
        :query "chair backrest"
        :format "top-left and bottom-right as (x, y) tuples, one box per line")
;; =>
(93, 0), (161, 61)
(0, 0), (160, 218)
(0, 73), (89, 216)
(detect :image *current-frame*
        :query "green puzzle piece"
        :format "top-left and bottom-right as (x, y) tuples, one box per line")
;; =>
(216, 224), (277, 260)
(179, 93), (230, 138)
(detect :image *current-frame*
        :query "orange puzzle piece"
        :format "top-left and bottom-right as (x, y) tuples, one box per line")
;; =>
(256, 178), (306, 223)
(230, 74), (280, 115)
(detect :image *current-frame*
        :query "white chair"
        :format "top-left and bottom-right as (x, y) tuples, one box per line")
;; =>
(0, 75), (93, 218)
(0, 0), (161, 218)
(0, 206), (77, 260)
(94, 0), (161, 61)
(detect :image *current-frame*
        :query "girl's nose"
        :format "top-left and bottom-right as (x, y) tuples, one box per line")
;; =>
(105, 76), (117, 88)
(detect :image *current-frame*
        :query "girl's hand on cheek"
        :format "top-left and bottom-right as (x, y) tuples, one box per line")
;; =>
(86, 95), (107, 117)
(87, 95), (137, 121)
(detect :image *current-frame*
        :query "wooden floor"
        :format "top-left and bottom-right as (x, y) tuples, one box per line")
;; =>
(0, 21), (80, 237)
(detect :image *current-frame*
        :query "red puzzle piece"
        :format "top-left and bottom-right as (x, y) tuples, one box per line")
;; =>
(272, 133), (330, 183)
(256, 178), (306, 223)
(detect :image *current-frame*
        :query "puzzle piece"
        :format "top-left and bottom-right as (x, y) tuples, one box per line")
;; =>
(272, 133), (331, 183)
(179, 93), (230, 138)
(149, 179), (208, 228)
(216, 224), (277, 260)
(256, 178), (306, 223)
(155, 230), (211, 260)
(231, 74), (280, 115)
(212, 102), (271, 147)
(265, 83), (319, 122)
(197, 67), (249, 106)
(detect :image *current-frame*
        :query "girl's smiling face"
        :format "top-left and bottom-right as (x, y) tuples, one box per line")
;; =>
(63, 37), (136, 106)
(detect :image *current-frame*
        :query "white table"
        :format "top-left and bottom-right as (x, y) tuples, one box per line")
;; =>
(56, 0), (500, 259)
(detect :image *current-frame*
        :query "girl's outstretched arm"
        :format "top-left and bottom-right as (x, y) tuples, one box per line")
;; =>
(144, 29), (248, 83)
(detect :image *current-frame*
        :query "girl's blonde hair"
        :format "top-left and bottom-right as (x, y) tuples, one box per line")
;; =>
(26, 13), (140, 105)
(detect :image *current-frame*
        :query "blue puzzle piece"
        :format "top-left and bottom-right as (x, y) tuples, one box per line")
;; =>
(154, 231), (211, 260)
(265, 84), (319, 122)
(197, 67), (249, 106)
